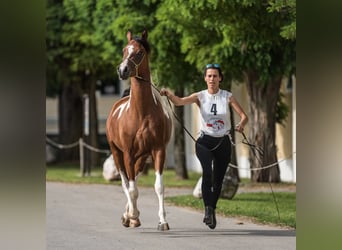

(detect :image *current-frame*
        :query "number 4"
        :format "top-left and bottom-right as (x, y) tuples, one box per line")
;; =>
(210, 104), (217, 115)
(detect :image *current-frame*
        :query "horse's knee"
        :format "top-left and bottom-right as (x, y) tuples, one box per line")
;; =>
(154, 172), (164, 194)
(154, 183), (164, 195)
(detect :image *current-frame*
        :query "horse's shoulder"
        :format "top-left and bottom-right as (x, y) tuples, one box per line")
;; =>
(115, 96), (129, 106)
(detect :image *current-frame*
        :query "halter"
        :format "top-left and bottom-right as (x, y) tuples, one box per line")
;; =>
(127, 49), (149, 82)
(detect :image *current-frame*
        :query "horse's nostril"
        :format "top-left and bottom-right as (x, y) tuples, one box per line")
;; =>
(123, 67), (128, 73)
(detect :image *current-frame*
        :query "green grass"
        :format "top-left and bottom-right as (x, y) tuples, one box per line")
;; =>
(46, 163), (201, 187)
(46, 164), (296, 229)
(165, 192), (296, 229)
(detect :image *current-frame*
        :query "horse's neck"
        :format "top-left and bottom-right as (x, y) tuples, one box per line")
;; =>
(130, 78), (155, 114)
(129, 58), (155, 114)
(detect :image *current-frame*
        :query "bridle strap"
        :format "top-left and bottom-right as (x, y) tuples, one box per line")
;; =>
(127, 52), (149, 82)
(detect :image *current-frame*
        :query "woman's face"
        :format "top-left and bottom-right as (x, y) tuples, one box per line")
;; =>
(204, 68), (221, 93)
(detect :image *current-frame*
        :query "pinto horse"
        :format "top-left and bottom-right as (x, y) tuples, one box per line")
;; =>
(106, 29), (172, 231)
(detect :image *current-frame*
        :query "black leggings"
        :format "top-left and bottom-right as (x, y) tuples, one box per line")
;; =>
(195, 134), (231, 209)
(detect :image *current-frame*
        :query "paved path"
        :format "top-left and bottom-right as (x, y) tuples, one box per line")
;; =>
(47, 182), (295, 250)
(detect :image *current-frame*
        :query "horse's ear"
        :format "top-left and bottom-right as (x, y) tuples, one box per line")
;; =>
(141, 29), (148, 41)
(127, 30), (132, 41)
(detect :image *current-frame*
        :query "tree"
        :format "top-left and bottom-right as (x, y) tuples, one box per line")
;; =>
(151, 0), (296, 182)
(47, 0), (296, 183)
(47, 0), (118, 168)
(47, 0), (83, 162)
(47, 0), (163, 168)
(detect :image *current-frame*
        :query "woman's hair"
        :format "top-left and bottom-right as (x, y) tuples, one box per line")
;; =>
(204, 63), (224, 82)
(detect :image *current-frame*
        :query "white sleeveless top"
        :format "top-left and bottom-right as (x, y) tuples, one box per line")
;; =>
(197, 89), (232, 137)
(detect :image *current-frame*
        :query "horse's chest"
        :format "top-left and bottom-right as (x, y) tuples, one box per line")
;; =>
(135, 118), (159, 138)
(111, 103), (169, 150)
(115, 115), (160, 138)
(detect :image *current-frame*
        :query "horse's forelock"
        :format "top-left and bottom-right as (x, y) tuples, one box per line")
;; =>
(133, 37), (150, 54)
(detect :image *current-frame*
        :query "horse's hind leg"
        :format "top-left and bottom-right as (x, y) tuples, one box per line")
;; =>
(153, 150), (169, 231)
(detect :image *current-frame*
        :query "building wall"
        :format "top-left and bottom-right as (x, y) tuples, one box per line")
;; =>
(46, 97), (59, 135)
(275, 78), (296, 182)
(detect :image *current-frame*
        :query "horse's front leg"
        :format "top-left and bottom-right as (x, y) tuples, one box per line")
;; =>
(154, 172), (169, 230)
(119, 171), (141, 228)
(153, 149), (169, 231)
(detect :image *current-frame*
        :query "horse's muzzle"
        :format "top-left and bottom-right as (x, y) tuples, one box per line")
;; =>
(117, 64), (130, 80)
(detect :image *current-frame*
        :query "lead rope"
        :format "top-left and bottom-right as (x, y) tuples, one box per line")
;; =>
(241, 131), (281, 221)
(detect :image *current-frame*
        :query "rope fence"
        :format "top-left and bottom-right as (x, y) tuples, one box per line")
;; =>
(46, 136), (110, 176)
(46, 136), (80, 149)
(46, 136), (295, 173)
(228, 152), (296, 171)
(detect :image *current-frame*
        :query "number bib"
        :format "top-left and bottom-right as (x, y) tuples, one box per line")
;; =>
(197, 89), (232, 137)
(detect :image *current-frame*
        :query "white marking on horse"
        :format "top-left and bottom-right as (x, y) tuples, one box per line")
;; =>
(154, 171), (167, 224)
(113, 101), (130, 118)
(127, 45), (134, 57)
(119, 172), (137, 219)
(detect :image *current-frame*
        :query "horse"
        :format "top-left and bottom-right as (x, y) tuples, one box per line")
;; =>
(106, 29), (173, 231)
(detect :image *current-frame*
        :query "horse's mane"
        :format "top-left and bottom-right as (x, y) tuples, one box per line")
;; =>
(151, 83), (174, 128)
(133, 36), (151, 54)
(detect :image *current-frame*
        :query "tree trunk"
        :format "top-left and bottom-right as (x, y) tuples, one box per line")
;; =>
(82, 74), (99, 174)
(245, 71), (281, 183)
(58, 81), (83, 162)
(174, 88), (188, 179)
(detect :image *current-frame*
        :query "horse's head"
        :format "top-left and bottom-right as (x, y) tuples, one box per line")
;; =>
(117, 29), (150, 80)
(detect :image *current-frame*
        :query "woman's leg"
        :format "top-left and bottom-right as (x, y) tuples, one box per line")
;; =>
(211, 136), (231, 208)
(195, 138), (214, 207)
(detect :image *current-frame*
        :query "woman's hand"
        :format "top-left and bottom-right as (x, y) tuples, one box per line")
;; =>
(235, 123), (244, 133)
(160, 88), (169, 96)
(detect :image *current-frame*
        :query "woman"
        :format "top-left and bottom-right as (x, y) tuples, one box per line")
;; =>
(160, 63), (248, 229)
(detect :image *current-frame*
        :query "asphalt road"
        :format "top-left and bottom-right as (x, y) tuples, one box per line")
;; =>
(47, 182), (295, 250)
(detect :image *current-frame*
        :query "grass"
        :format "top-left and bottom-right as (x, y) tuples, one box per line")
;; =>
(46, 163), (201, 187)
(166, 192), (296, 229)
(46, 163), (296, 229)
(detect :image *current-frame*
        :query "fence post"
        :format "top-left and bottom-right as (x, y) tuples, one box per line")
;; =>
(79, 138), (84, 177)
(83, 94), (91, 176)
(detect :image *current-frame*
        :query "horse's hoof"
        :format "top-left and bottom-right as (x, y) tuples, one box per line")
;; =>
(157, 222), (170, 231)
(129, 218), (141, 228)
(121, 216), (130, 227)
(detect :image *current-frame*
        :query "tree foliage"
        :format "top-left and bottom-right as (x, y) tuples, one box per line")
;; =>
(47, 0), (295, 106)
(152, 0), (295, 84)
(151, 0), (296, 182)
(46, 0), (296, 181)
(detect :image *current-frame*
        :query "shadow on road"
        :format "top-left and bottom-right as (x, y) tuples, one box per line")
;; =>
(139, 228), (296, 238)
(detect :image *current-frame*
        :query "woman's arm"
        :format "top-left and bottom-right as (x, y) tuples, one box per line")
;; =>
(229, 96), (248, 133)
(160, 88), (198, 106)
